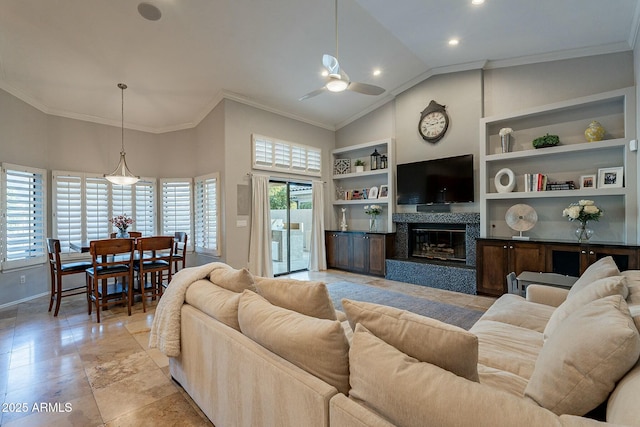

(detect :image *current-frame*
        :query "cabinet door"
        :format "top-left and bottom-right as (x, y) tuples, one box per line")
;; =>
(325, 232), (338, 268)
(508, 242), (545, 276)
(351, 234), (369, 273)
(584, 245), (639, 272)
(367, 234), (386, 276)
(476, 240), (509, 296)
(335, 233), (351, 270)
(545, 243), (582, 277)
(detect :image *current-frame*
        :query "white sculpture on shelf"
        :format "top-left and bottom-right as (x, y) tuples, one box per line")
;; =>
(340, 208), (348, 231)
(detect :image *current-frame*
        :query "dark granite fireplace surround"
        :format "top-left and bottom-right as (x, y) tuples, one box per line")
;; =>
(387, 212), (480, 295)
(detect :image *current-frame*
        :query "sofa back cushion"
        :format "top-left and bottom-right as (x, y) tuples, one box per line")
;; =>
(254, 277), (337, 320)
(621, 270), (640, 306)
(567, 256), (619, 298)
(209, 265), (255, 293)
(185, 280), (241, 330)
(543, 275), (628, 340)
(238, 290), (350, 394)
(525, 295), (640, 416)
(342, 299), (478, 382)
(349, 324), (564, 427)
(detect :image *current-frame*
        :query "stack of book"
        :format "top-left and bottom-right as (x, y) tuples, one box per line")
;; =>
(524, 173), (547, 192)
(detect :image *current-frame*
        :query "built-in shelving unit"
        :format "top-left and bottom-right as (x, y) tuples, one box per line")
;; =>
(331, 139), (395, 232)
(480, 87), (637, 244)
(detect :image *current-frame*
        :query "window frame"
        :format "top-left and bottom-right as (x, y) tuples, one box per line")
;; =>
(160, 178), (194, 251)
(252, 134), (322, 177)
(194, 172), (221, 257)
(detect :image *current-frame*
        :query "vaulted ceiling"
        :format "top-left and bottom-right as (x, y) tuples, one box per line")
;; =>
(0, 0), (638, 132)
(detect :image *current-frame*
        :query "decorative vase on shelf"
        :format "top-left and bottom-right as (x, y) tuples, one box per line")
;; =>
(575, 221), (593, 243)
(117, 228), (129, 238)
(585, 121), (605, 142)
(369, 217), (377, 232)
(500, 134), (511, 153)
(340, 208), (348, 231)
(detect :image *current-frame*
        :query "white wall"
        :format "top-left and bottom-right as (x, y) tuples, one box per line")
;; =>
(222, 99), (335, 269)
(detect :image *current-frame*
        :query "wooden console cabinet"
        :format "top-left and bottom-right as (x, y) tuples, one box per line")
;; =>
(476, 238), (639, 296)
(325, 231), (395, 277)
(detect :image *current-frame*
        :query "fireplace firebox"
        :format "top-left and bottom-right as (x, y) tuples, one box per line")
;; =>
(409, 223), (466, 263)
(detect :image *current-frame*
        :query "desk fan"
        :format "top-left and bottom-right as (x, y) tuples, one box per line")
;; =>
(505, 204), (538, 240)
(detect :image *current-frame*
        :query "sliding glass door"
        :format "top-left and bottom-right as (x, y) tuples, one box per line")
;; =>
(269, 180), (312, 276)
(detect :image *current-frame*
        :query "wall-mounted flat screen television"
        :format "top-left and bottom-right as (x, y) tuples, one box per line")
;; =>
(396, 154), (474, 205)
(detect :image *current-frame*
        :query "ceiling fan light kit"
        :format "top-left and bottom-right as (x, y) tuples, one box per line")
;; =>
(299, 0), (384, 101)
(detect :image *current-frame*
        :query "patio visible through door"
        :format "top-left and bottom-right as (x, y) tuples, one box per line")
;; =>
(269, 180), (312, 276)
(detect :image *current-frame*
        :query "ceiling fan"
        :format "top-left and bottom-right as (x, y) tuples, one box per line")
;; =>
(299, 0), (385, 101)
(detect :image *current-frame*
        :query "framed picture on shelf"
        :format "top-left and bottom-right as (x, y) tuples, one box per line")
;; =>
(580, 174), (596, 190)
(333, 159), (351, 175)
(368, 186), (379, 199)
(597, 167), (624, 188)
(378, 185), (389, 199)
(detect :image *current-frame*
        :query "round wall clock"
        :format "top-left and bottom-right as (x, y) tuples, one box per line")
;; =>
(419, 100), (449, 143)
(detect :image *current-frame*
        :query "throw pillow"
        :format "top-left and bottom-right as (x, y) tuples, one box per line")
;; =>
(209, 265), (255, 293)
(567, 256), (619, 298)
(342, 299), (478, 381)
(237, 290), (350, 394)
(254, 276), (337, 320)
(348, 324), (562, 427)
(185, 280), (242, 331)
(621, 270), (640, 306)
(543, 275), (628, 340)
(525, 295), (640, 416)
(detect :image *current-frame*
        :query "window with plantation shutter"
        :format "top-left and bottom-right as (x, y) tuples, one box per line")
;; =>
(1, 164), (47, 270)
(194, 173), (220, 256)
(52, 173), (82, 253)
(252, 134), (322, 177)
(53, 171), (157, 253)
(161, 179), (192, 249)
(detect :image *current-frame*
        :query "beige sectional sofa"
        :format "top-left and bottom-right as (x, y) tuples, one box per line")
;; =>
(158, 258), (640, 427)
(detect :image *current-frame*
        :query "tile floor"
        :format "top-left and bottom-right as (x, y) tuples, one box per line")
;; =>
(0, 269), (495, 426)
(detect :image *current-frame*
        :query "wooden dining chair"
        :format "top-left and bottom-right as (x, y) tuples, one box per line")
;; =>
(46, 238), (93, 317)
(173, 232), (188, 272)
(134, 236), (174, 312)
(86, 238), (136, 323)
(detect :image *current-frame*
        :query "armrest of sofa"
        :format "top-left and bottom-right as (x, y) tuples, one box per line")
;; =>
(526, 284), (569, 307)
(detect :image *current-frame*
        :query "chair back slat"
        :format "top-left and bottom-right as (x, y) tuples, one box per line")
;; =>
(90, 238), (136, 268)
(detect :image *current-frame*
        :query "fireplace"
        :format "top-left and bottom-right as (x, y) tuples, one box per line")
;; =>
(410, 223), (466, 263)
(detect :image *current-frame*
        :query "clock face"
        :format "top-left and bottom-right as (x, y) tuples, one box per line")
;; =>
(420, 111), (448, 141)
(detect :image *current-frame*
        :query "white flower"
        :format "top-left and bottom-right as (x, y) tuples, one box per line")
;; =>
(566, 206), (581, 219)
(583, 205), (599, 215)
(562, 200), (603, 222)
(499, 128), (513, 136)
(579, 200), (594, 206)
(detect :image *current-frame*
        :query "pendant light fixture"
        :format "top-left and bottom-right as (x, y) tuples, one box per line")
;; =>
(105, 83), (139, 185)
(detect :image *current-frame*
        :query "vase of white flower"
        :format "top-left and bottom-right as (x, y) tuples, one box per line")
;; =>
(110, 214), (134, 238)
(364, 205), (382, 232)
(562, 200), (602, 242)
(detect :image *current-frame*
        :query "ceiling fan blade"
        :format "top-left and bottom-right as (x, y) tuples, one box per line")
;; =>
(299, 87), (327, 101)
(347, 82), (385, 96)
(322, 54), (340, 77)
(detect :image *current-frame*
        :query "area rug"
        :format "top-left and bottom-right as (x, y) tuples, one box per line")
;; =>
(327, 282), (484, 330)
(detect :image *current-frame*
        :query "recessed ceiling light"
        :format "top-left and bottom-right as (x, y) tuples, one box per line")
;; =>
(472, 0), (485, 5)
(321, 70), (329, 77)
(373, 69), (381, 76)
(138, 2), (162, 21)
(448, 38), (460, 46)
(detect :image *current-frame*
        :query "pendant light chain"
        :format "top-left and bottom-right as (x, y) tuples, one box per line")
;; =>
(119, 83), (127, 153)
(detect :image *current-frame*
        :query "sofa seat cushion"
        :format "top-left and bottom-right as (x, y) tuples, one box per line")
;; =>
(254, 277), (337, 320)
(543, 275), (628, 340)
(342, 299), (479, 381)
(238, 290), (350, 395)
(209, 265), (255, 293)
(622, 270), (640, 306)
(479, 294), (555, 333)
(471, 320), (543, 380)
(185, 279), (241, 330)
(477, 364), (528, 397)
(525, 295), (640, 416)
(607, 359), (640, 426)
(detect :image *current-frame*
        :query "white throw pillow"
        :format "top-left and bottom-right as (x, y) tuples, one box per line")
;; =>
(567, 256), (619, 298)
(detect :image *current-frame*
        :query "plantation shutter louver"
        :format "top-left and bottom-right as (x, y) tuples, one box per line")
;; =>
(53, 173), (82, 253)
(253, 136), (273, 167)
(161, 179), (192, 246)
(85, 176), (110, 241)
(135, 179), (156, 236)
(251, 134), (321, 177)
(2, 164), (46, 269)
(195, 173), (219, 255)
(111, 184), (133, 233)
(307, 148), (321, 174)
